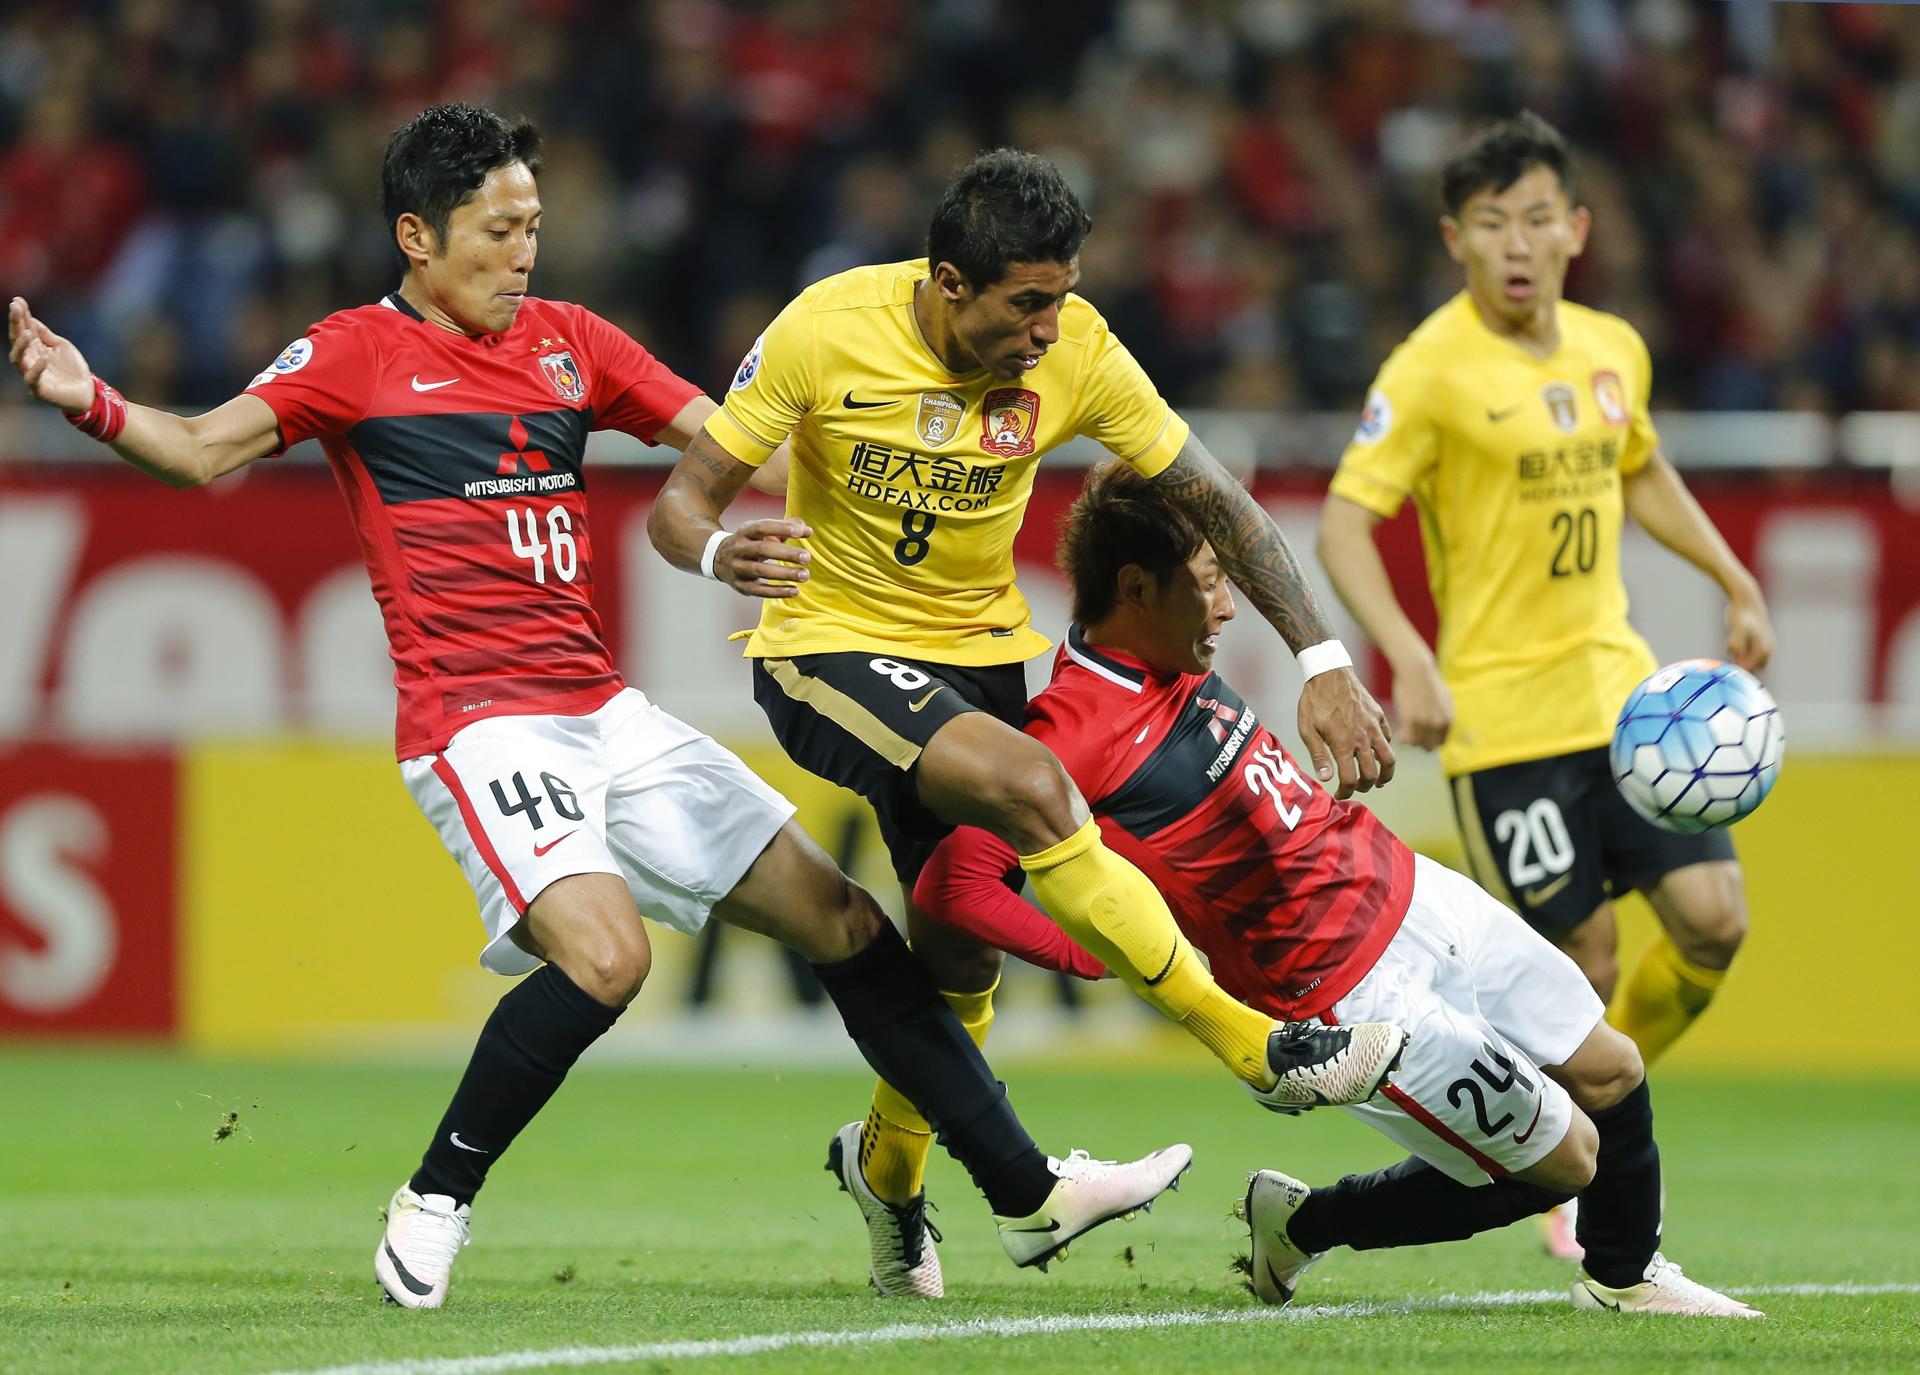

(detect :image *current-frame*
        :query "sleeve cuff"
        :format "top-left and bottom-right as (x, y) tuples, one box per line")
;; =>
(703, 406), (779, 467)
(1121, 410), (1190, 479)
(1328, 466), (1406, 519)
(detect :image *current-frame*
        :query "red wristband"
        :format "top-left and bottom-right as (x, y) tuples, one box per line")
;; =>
(65, 375), (128, 444)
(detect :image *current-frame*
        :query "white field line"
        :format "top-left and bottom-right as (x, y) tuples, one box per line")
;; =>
(264, 1283), (1920, 1375)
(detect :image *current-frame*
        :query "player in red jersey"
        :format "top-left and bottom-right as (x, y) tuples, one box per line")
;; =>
(913, 463), (1760, 1318)
(7, 104), (1207, 1307)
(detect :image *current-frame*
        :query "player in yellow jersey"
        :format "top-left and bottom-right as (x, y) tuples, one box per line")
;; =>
(1317, 113), (1775, 1261)
(649, 149), (1404, 1296)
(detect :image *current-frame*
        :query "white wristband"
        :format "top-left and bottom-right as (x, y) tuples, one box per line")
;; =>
(1296, 639), (1353, 682)
(699, 528), (730, 581)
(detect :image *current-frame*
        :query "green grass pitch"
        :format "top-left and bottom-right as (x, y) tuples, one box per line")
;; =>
(2, 1048), (1915, 1374)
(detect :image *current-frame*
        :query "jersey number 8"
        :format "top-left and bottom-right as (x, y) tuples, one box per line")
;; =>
(894, 511), (936, 566)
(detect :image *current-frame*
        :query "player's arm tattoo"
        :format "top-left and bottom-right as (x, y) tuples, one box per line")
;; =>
(648, 428), (759, 570)
(1152, 437), (1336, 654)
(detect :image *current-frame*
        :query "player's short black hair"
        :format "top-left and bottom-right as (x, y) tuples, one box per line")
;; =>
(381, 103), (544, 254)
(1441, 110), (1575, 216)
(1058, 461), (1206, 625)
(927, 148), (1092, 290)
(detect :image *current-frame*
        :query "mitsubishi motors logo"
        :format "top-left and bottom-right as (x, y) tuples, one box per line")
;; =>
(1193, 695), (1241, 745)
(497, 416), (551, 475)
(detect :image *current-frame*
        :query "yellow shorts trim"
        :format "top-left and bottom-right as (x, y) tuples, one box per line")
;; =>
(1451, 773), (1518, 910)
(762, 657), (922, 770)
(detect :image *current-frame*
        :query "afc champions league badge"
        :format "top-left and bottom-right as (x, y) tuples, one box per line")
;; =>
(539, 350), (587, 403)
(980, 387), (1040, 458)
(915, 390), (965, 448)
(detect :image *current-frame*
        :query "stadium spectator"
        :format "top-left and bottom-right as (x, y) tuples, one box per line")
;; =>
(2, 0), (1919, 414)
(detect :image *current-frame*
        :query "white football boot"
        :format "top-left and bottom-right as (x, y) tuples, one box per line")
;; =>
(1538, 1197), (1585, 1261)
(994, 1143), (1193, 1270)
(1571, 1252), (1764, 1318)
(1234, 1168), (1325, 1304)
(1246, 1021), (1409, 1114)
(824, 1120), (944, 1298)
(374, 1184), (471, 1309)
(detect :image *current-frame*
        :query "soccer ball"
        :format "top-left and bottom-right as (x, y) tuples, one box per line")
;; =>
(1610, 659), (1784, 834)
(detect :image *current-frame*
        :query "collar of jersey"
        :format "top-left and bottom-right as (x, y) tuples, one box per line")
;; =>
(1063, 624), (1150, 693)
(383, 291), (519, 348)
(1454, 289), (1568, 367)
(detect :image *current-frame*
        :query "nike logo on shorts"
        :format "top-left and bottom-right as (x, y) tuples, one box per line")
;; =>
(532, 830), (579, 857)
(1522, 873), (1573, 907)
(411, 375), (460, 392)
(1512, 1098), (1545, 1145)
(907, 686), (946, 713)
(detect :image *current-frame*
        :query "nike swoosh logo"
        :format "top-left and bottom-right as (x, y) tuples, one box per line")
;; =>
(532, 830), (578, 858)
(384, 1241), (435, 1296)
(1265, 1258), (1294, 1300)
(1001, 1220), (1061, 1234)
(411, 375), (460, 392)
(1487, 404), (1522, 422)
(1512, 1097), (1545, 1145)
(1522, 872), (1573, 907)
(1578, 1281), (1621, 1311)
(843, 391), (894, 409)
(906, 685), (946, 713)
(449, 1132), (489, 1154)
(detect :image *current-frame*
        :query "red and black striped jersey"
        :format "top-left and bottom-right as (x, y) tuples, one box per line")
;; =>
(917, 625), (1414, 1020)
(245, 294), (701, 758)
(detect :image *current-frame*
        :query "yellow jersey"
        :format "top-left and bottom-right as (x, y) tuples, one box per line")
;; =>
(706, 259), (1188, 664)
(1329, 291), (1660, 776)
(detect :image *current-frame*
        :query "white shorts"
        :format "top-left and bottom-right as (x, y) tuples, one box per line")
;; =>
(1332, 854), (1606, 1185)
(402, 687), (796, 975)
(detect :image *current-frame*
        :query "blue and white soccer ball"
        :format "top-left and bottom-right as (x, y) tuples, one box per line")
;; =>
(1611, 659), (1785, 834)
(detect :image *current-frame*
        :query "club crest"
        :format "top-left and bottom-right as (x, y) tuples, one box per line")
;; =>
(539, 351), (586, 404)
(916, 390), (965, 448)
(1541, 381), (1579, 434)
(981, 388), (1040, 458)
(1591, 370), (1629, 427)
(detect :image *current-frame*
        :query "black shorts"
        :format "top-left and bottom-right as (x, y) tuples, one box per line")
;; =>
(1450, 746), (1736, 938)
(751, 652), (1029, 885)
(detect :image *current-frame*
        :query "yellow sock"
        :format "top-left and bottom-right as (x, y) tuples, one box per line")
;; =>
(864, 979), (998, 1204)
(1020, 818), (1273, 1086)
(1609, 934), (1728, 1064)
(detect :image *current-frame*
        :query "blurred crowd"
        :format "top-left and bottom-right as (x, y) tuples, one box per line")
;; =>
(5, 0), (1920, 418)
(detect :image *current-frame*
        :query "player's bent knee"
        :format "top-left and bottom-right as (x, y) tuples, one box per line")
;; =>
(1521, 1111), (1597, 1194)
(991, 752), (1083, 852)
(1553, 1022), (1643, 1112)
(1681, 895), (1748, 967)
(558, 925), (651, 1006)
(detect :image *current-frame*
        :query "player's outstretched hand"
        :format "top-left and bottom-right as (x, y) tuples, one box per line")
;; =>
(1391, 657), (1453, 750)
(1726, 587), (1774, 673)
(714, 517), (813, 598)
(8, 298), (94, 412)
(1298, 667), (1395, 799)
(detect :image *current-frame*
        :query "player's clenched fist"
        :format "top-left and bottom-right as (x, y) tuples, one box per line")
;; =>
(1725, 588), (1774, 674)
(8, 297), (95, 412)
(713, 517), (813, 598)
(1297, 668), (1395, 799)
(1390, 656), (1453, 750)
